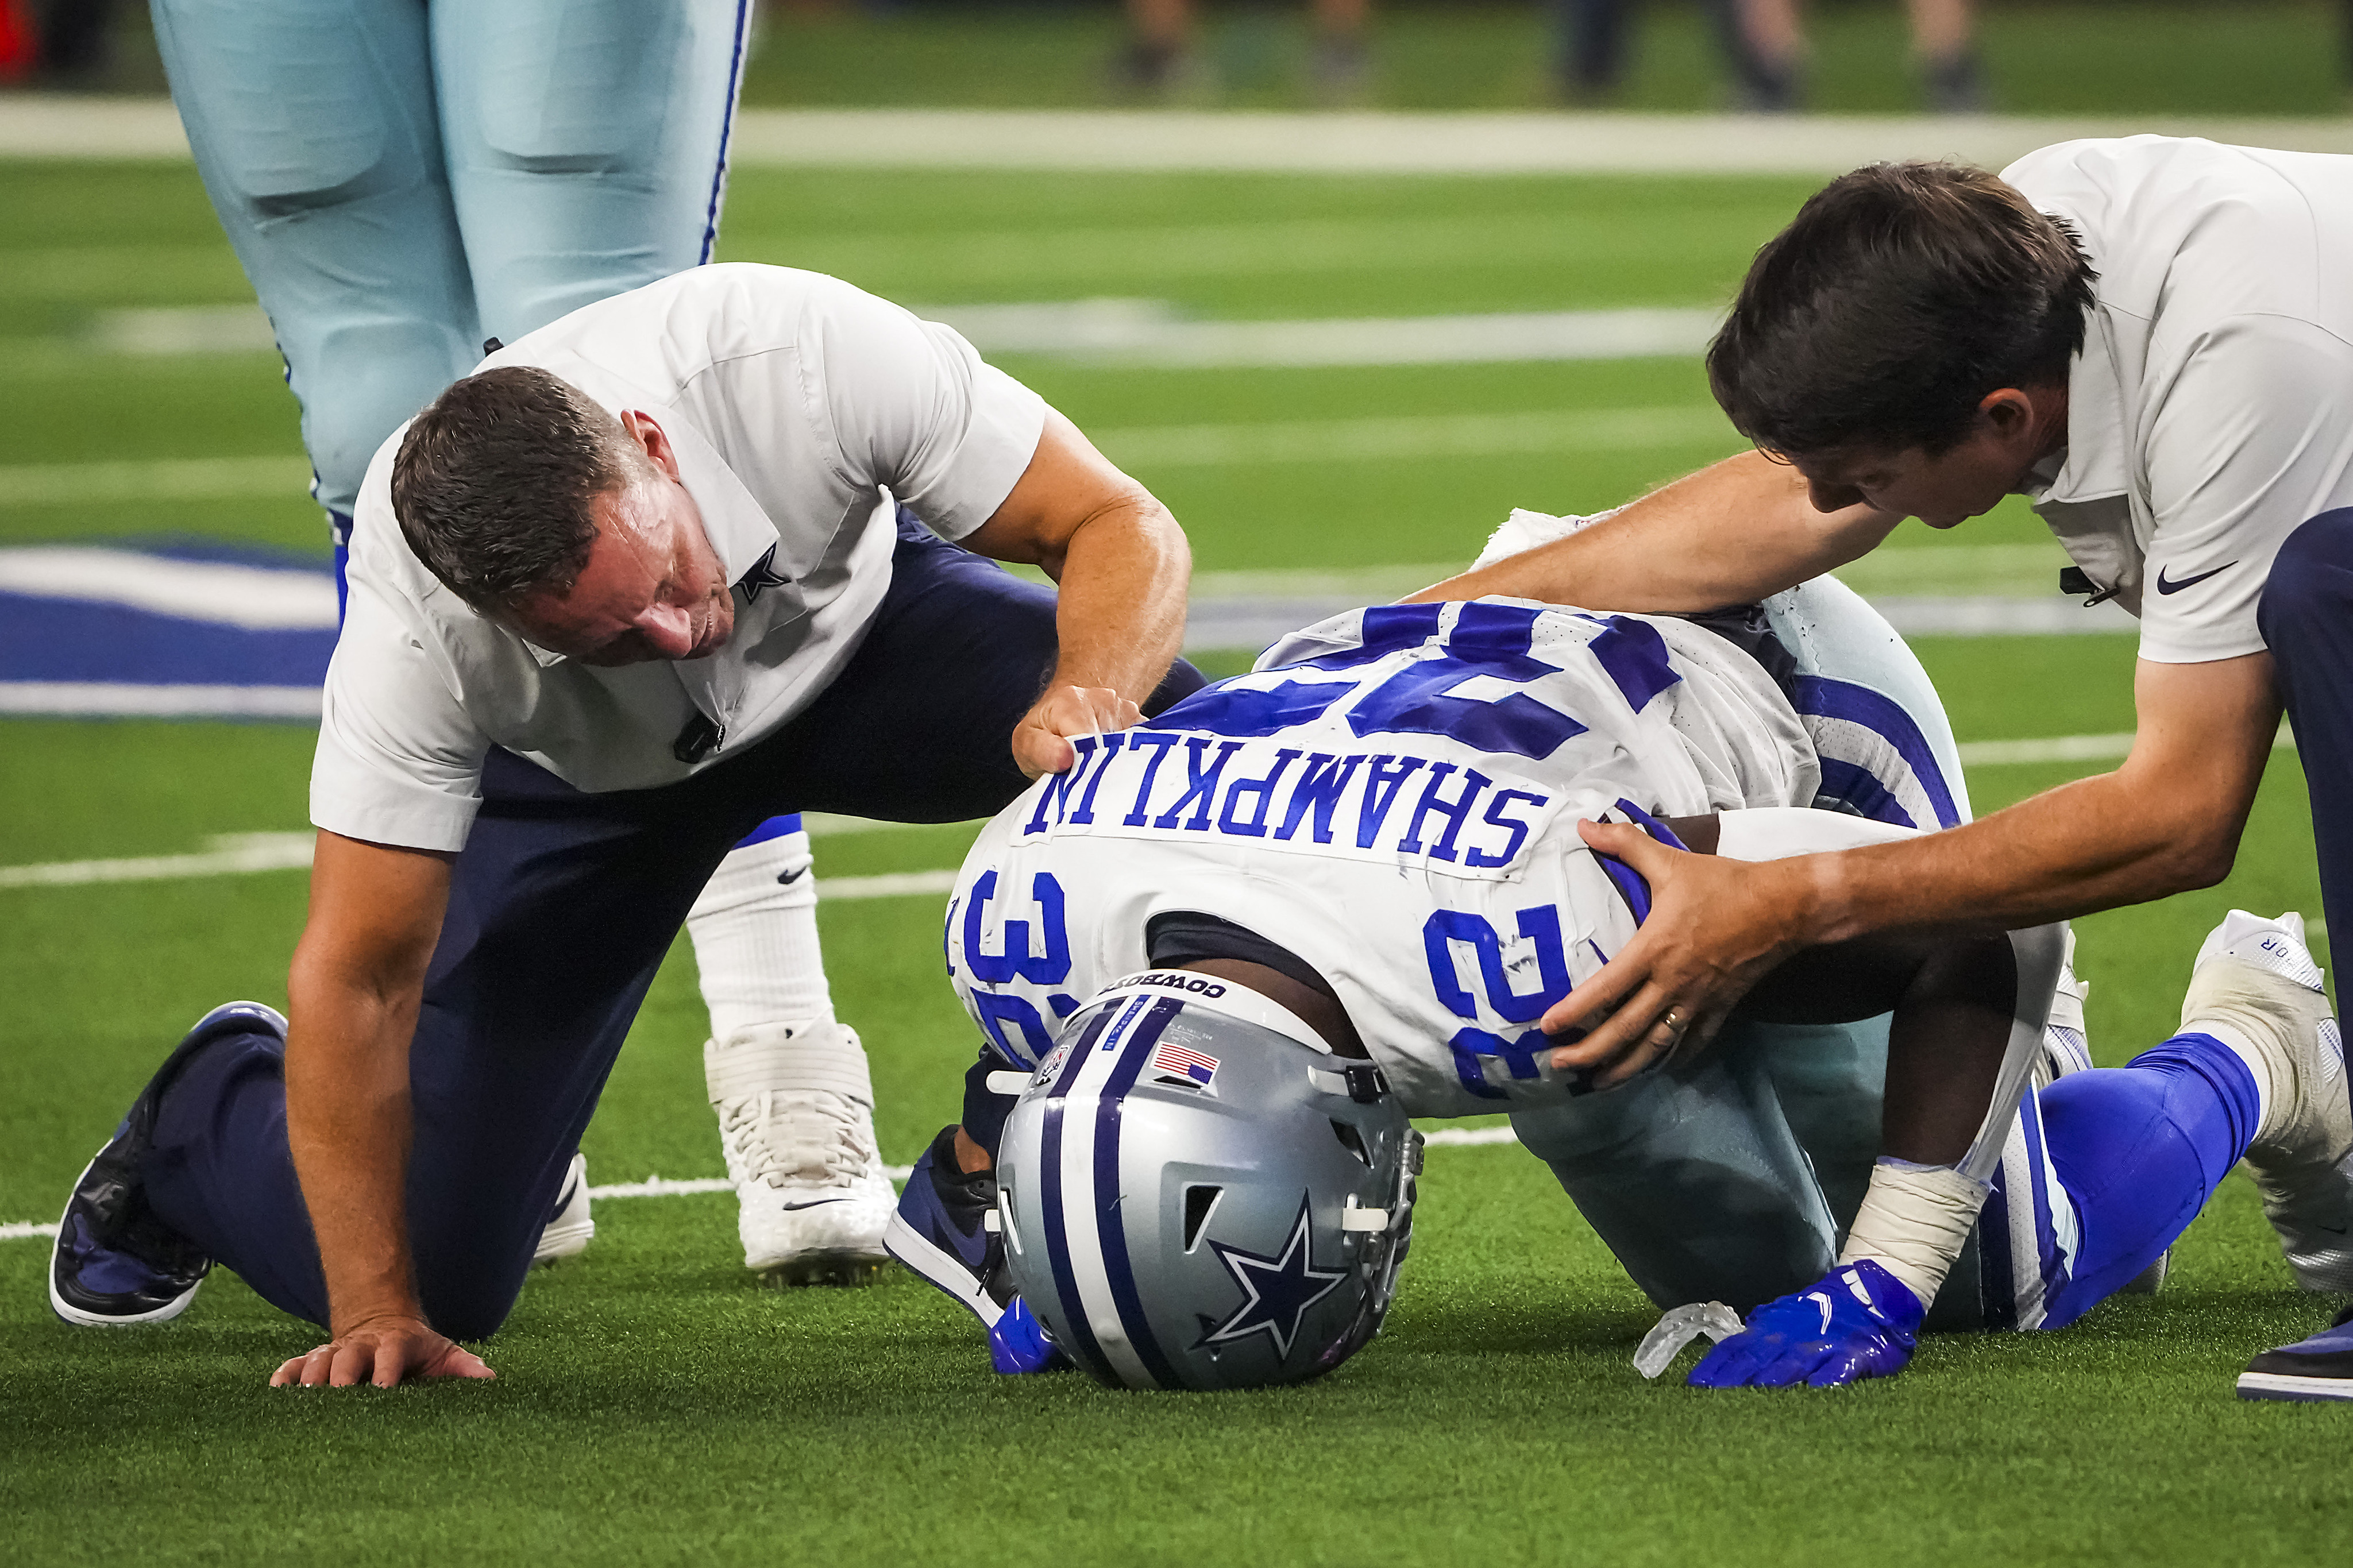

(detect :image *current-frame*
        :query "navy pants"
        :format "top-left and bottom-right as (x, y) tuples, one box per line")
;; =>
(2261, 509), (2353, 949)
(145, 518), (1204, 1338)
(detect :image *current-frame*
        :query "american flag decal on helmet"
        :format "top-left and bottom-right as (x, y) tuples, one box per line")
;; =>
(1152, 1041), (1219, 1087)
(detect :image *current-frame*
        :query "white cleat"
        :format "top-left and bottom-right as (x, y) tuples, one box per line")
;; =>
(532, 1152), (596, 1266)
(2181, 910), (2353, 1292)
(707, 1021), (895, 1285)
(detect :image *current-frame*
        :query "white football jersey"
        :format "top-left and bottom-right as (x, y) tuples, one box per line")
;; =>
(944, 598), (1818, 1119)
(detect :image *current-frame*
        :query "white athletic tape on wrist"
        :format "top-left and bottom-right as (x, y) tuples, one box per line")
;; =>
(704, 1020), (874, 1106)
(1838, 1157), (1990, 1308)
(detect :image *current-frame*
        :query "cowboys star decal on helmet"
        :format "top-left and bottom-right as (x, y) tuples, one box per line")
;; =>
(1201, 1196), (1347, 1357)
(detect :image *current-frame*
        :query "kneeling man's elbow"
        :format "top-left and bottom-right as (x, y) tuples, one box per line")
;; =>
(2158, 824), (2242, 895)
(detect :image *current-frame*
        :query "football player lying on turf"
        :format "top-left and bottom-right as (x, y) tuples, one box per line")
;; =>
(885, 518), (2347, 1391)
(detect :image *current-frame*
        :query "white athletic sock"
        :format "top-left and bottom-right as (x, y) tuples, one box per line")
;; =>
(686, 830), (836, 1043)
(2184, 1019), (2278, 1141)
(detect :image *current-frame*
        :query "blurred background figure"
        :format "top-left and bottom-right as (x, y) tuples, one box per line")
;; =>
(1726, 0), (1985, 110)
(0, 0), (119, 88)
(1116, 0), (1372, 103)
(1555, 0), (1985, 112)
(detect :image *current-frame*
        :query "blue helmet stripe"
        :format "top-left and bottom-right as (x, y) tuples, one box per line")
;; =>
(1036, 1000), (1127, 1383)
(1092, 998), (1187, 1390)
(1039, 1076), (1113, 1383)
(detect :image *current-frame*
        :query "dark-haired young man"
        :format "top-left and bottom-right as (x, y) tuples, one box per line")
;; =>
(1418, 138), (2353, 1398)
(47, 263), (1198, 1389)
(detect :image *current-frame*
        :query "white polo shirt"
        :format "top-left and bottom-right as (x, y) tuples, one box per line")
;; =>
(2003, 136), (2353, 663)
(313, 264), (1047, 853)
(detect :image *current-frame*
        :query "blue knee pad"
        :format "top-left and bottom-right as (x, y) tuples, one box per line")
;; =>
(2027, 1034), (2261, 1330)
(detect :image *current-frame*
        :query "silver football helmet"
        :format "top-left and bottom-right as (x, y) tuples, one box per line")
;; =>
(997, 974), (1422, 1391)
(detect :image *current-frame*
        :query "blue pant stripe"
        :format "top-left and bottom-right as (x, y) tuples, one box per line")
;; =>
(2017, 1088), (2067, 1319)
(1977, 1176), (2018, 1331)
(698, 0), (755, 265)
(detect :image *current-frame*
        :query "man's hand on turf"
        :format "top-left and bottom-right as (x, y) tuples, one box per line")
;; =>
(271, 1313), (494, 1389)
(1013, 684), (1143, 778)
(1542, 820), (1811, 1087)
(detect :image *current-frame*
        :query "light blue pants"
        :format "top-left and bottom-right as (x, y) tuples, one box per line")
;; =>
(151, 0), (755, 517)
(1511, 577), (2020, 1327)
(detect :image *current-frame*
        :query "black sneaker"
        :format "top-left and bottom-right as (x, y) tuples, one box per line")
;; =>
(49, 1001), (285, 1327)
(882, 1126), (1010, 1328)
(2239, 1305), (2353, 1401)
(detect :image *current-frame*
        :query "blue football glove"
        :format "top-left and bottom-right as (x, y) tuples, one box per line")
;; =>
(988, 1295), (1070, 1374)
(1687, 1260), (1924, 1388)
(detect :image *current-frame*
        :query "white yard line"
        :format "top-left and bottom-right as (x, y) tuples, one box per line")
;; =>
(0, 454), (311, 507)
(0, 546), (337, 628)
(1193, 544), (2077, 605)
(584, 1172), (913, 1198)
(1102, 405), (1732, 467)
(0, 410), (1725, 511)
(0, 833), (317, 888)
(1956, 726), (2296, 768)
(69, 301), (1721, 369)
(5, 1137), (1519, 1241)
(9, 722), (2282, 891)
(11, 100), (2353, 174)
(1421, 1126), (1518, 1148)
(815, 870), (961, 900)
(0, 833), (965, 897)
(0, 683), (325, 719)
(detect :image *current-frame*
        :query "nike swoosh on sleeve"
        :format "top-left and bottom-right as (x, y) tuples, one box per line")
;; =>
(2155, 561), (2238, 594)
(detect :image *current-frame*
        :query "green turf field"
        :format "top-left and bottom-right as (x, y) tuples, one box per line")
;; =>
(5, 157), (2348, 1564)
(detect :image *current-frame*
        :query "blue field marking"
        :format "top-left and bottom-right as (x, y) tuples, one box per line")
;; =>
(0, 540), (336, 719)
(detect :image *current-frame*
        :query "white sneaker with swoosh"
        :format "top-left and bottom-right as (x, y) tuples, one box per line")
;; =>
(707, 1021), (895, 1283)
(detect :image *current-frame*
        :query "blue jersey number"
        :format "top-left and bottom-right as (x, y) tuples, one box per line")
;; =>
(1160, 602), (1591, 760)
(1423, 903), (1572, 1099)
(954, 870), (1079, 1068)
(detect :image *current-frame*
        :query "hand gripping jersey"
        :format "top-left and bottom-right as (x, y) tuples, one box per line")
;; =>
(944, 598), (1818, 1119)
